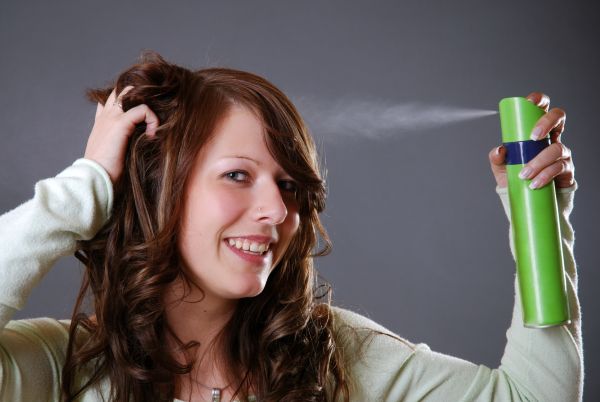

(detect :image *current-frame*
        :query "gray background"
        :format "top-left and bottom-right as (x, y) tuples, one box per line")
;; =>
(1, 0), (598, 399)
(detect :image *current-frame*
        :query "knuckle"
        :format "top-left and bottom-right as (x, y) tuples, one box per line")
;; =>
(552, 142), (565, 156)
(527, 159), (540, 171)
(566, 170), (575, 181)
(540, 93), (550, 103)
(553, 141), (564, 152)
(552, 107), (566, 119)
(531, 92), (551, 109)
(536, 172), (548, 183)
(556, 142), (571, 158)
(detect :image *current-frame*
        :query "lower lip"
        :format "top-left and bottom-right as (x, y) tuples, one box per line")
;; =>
(224, 240), (271, 264)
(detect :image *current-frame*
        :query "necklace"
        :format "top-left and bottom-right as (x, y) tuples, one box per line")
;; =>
(191, 377), (231, 402)
(190, 379), (258, 402)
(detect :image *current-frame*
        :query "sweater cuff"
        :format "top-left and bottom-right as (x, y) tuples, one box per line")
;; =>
(72, 158), (114, 218)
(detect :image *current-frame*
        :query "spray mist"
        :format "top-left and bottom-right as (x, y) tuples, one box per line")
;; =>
(499, 97), (570, 328)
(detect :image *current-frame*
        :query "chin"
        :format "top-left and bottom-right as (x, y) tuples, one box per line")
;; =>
(224, 277), (268, 299)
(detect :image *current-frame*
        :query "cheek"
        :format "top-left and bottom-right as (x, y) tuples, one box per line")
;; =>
(209, 190), (246, 227)
(288, 212), (300, 236)
(180, 188), (246, 243)
(278, 212), (301, 255)
(270, 212), (300, 272)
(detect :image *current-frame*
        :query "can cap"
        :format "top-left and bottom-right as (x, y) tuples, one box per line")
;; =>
(499, 97), (545, 143)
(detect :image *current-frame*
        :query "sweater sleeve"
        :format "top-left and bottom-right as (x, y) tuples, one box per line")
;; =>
(0, 159), (113, 401)
(335, 183), (582, 402)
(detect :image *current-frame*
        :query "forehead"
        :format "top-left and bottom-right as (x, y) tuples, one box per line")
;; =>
(198, 105), (274, 164)
(207, 105), (265, 151)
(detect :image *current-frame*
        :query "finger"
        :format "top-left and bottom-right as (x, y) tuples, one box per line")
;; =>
(529, 159), (574, 189)
(124, 104), (160, 137)
(106, 86), (134, 114)
(526, 92), (550, 112)
(105, 88), (118, 108)
(518, 142), (571, 180)
(531, 107), (566, 141)
(95, 102), (104, 120)
(117, 85), (134, 100)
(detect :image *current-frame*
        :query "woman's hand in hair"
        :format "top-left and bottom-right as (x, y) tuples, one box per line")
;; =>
(84, 86), (159, 183)
(488, 92), (575, 189)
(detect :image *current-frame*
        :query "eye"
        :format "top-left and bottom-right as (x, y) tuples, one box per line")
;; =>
(279, 180), (298, 194)
(224, 170), (249, 183)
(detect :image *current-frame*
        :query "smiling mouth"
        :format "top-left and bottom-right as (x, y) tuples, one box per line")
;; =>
(225, 238), (272, 256)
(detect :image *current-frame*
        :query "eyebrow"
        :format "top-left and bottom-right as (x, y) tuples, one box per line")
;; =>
(221, 155), (261, 165)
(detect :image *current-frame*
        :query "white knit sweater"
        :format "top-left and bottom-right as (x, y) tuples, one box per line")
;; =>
(0, 159), (582, 401)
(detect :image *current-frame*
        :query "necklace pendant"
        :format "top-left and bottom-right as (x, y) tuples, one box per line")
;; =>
(211, 388), (221, 402)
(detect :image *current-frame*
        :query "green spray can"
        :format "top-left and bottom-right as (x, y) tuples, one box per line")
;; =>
(498, 97), (570, 328)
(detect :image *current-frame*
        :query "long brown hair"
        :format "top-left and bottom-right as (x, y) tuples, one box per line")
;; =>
(61, 51), (349, 402)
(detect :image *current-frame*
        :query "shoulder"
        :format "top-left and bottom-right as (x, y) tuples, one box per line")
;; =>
(4, 317), (71, 340)
(1, 318), (72, 398)
(3, 318), (73, 358)
(2, 318), (106, 400)
(3, 317), (96, 370)
(329, 305), (423, 361)
(328, 306), (430, 399)
(330, 306), (400, 335)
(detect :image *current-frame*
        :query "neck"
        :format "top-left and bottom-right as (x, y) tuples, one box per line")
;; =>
(164, 278), (238, 384)
(164, 281), (258, 401)
(165, 277), (238, 339)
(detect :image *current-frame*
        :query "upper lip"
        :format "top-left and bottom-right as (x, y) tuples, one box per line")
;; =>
(225, 235), (277, 245)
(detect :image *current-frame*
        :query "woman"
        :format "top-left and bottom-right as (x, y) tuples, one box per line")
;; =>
(0, 52), (581, 402)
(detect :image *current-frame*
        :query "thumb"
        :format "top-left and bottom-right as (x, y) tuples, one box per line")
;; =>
(489, 145), (507, 187)
(489, 145), (505, 167)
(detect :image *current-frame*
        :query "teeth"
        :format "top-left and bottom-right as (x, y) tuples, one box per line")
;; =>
(227, 238), (270, 254)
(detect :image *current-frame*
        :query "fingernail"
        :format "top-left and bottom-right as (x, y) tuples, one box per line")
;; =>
(530, 126), (543, 140)
(529, 178), (542, 189)
(519, 167), (532, 179)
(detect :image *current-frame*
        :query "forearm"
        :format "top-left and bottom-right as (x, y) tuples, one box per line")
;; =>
(0, 159), (112, 329)
(351, 184), (583, 402)
(497, 183), (582, 401)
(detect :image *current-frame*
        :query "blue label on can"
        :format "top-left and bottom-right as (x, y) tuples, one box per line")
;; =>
(503, 139), (551, 165)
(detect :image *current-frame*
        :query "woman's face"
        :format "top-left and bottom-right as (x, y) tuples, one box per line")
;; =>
(178, 105), (300, 302)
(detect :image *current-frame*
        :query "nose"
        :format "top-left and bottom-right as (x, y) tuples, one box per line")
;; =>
(254, 180), (288, 225)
